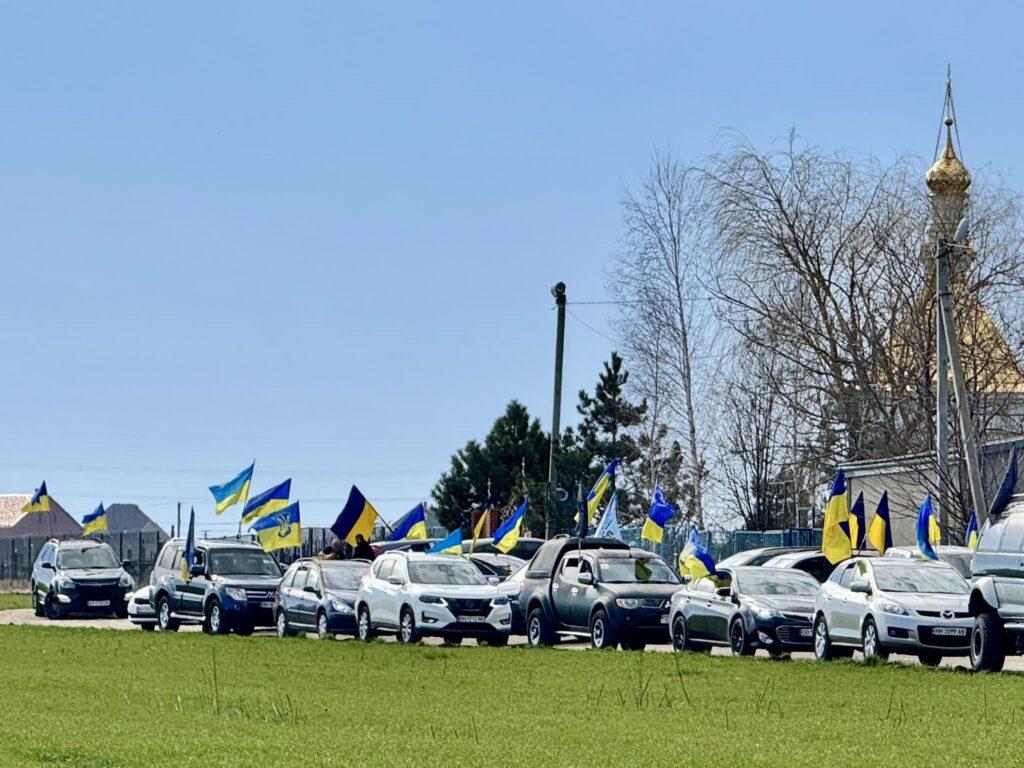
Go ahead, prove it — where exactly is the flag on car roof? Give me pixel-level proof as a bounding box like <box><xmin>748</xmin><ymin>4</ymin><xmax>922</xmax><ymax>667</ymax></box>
<box><xmin>493</xmin><ymin>500</ymin><xmax>527</xmax><ymax>554</ymax></box>
<box><xmin>678</xmin><ymin>523</ymin><xmax>716</xmax><ymax>580</ymax></box>
<box><xmin>594</xmin><ymin>491</ymin><xmax>621</xmax><ymax>540</ymax></box>
<box><xmin>821</xmin><ymin>470</ymin><xmax>852</xmax><ymax>564</ymax></box>
<box><xmin>209</xmin><ymin>461</ymin><xmax>254</xmax><ymax>515</ymax></box>
<box><xmin>965</xmin><ymin>512</ymin><xmax>980</xmax><ymax>551</ymax></box>
<box><xmin>182</xmin><ymin>507</ymin><xmax>196</xmax><ymax>580</ymax></box>
<box><xmin>241</xmin><ymin>479</ymin><xmax>291</xmax><ymax>524</ymax></box>
<box><xmin>81</xmin><ymin>503</ymin><xmax>108</xmax><ymax>536</ymax></box>
<box><xmin>849</xmin><ymin>492</ymin><xmax>867</xmax><ymax>550</ymax></box>
<box><xmin>426</xmin><ymin>528</ymin><xmax>462</xmax><ymax>555</ymax></box>
<box><xmin>641</xmin><ymin>487</ymin><xmax>676</xmax><ymax>544</ymax></box>
<box><xmin>251</xmin><ymin>501</ymin><xmax>302</xmax><ymax>553</ymax></box>
<box><xmin>389</xmin><ymin>503</ymin><xmax>427</xmax><ymax>541</ymax></box>
<box><xmin>21</xmin><ymin>481</ymin><xmax>50</xmax><ymax>514</ymax></box>
<box><xmin>332</xmin><ymin>485</ymin><xmax>379</xmax><ymax>546</ymax></box>
<box><xmin>987</xmin><ymin>446</ymin><xmax>1018</xmax><ymax>521</ymax></box>
<box><xmin>867</xmin><ymin>491</ymin><xmax>892</xmax><ymax>555</ymax></box>
<box><xmin>916</xmin><ymin>494</ymin><xmax>940</xmax><ymax>560</ymax></box>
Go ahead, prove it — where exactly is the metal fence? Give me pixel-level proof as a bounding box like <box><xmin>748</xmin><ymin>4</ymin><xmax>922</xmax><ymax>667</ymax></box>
<box><xmin>620</xmin><ymin>525</ymin><xmax>822</xmax><ymax>568</ymax></box>
<box><xmin>0</xmin><ymin>531</ymin><xmax>169</xmax><ymax>586</ymax></box>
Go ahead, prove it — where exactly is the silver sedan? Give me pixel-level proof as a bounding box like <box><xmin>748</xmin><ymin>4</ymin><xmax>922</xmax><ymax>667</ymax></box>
<box><xmin>813</xmin><ymin>557</ymin><xmax>972</xmax><ymax>666</ymax></box>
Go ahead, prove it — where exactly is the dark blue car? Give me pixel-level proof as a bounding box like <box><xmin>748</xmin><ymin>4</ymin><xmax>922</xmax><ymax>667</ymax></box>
<box><xmin>275</xmin><ymin>558</ymin><xmax>371</xmax><ymax>639</ymax></box>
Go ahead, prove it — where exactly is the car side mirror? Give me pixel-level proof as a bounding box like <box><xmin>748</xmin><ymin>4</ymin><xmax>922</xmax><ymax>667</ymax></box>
<box><xmin>303</xmin><ymin>585</ymin><xmax>319</xmax><ymax>595</ymax></box>
<box><xmin>578</xmin><ymin>572</ymin><xmax>595</xmax><ymax>586</ymax></box>
<box><xmin>487</xmin><ymin>576</ymin><xmax>500</xmax><ymax>586</ymax></box>
<box><xmin>387</xmin><ymin>575</ymin><xmax>404</xmax><ymax>586</ymax></box>
<box><xmin>715</xmin><ymin>587</ymin><xmax>731</xmax><ymax>599</ymax></box>
<box><xmin>189</xmin><ymin>564</ymin><xmax>205</xmax><ymax>578</ymax></box>
<box><xmin>850</xmin><ymin>579</ymin><xmax>872</xmax><ymax>594</ymax></box>
<box><xmin>41</xmin><ymin>562</ymin><xmax>55</xmax><ymax>570</ymax></box>
<box><xmin>122</xmin><ymin>560</ymin><xmax>131</xmax><ymax>570</ymax></box>
<box><xmin>680</xmin><ymin>574</ymin><xmax>692</xmax><ymax>584</ymax></box>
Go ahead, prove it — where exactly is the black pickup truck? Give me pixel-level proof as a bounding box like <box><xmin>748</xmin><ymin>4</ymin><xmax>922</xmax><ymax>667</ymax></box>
<box><xmin>518</xmin><ymin>537</ymin><xmax>681</xmax><ymax>650</ymax></box>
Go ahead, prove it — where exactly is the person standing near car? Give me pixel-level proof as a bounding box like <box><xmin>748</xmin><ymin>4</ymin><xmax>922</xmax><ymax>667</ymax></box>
<box><xmin>352</xmin><ymin>534</ymin><xmax>376</xmax><ymax>561</ymax></box>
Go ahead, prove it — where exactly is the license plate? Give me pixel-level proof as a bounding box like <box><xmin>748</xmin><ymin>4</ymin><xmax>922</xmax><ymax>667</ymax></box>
<box><xmin>660</xmin><ymin>614</ymin><xmax>669</xmax><ymax>624</ymax></box>
<box><xmin>932</xmin><ymin>626</ymin><xmax>967</xmax><ymax>636</ymax></box>
<box><xmin>459</xmin><ymin>615</ymin><xmax>486</xmax><ymax>623</ymax></box>
<box><xmin>87</xmin><ymin>600</ymin><xmax>110</xmax><ymax>607</ymax></box>
<box><xmin>800</xmin><ymin>627</ymin><xmax>813</xmax><ymax>637</ymax></box>
<box><xmin>260</xmin><ymin>601</ymin><xmax>274</xmax><ymax>609</ymax></box>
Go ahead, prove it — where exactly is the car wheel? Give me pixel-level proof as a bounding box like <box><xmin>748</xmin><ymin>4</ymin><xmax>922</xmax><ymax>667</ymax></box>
<box><xmin>729</xmin><ymin>618</ymin><xmax>755</xmax><ymax>656</ymax></box>
<box><xmin>205</xmin><ymin>599</ymin><xmax>230</xmax><ymax>635</ymax></box>
<box><xmin>317</xmin><ymin>611</ymin><xmax>333</xmax><ymax>641</ymax></box>
<box><xmin>357</xmin><ymin>606</ymin><xmax>374</xmax><ymax>643</ymax></box>
<box><xmin>276</xmin><ymin>610</ymin><xmax>292</xmax><ymax>638</ymax></box>
<box><xmin>526</xmin><ymin>606</ymin><xmax>554</xmax><ymax>647</ymax></box>
<box><xmin>971</xmin><ymin>612</ymin><xmax>1006</xmax><ymax>672</ymax></box>
<box><xmin>399</xmin><ymin>607</ymin><xmax>420</xmax><ymax>644</ymax></box>
<box><xmin>813</xmin><ymin>614</ymin><xmax>835</xmax><ymax>661</ymax></box>
<box><xmin>589</xmin><ymin>608</ymin><xmax>619</xmax><ymax>650</ymax></box>
<box><xmin>156</xmin><ymin>596</ymin><xmax>179</xmax><ymax>632</ymax></box>
<box><xmin>31</xmin><ymin>584</ymin><xmax>44</xmax><ymax>617</ymax></box>
<box><xmin>861</xmin><ymin>617</ymin><xmax>889</xmax><ymax>661</ymax></box>
<box><xmin>671</xmin><ymin>614</ymin><xmax>689</xmax><ymax>652</ymax></box>
<box><xmin>918</xmin><ymin>652</ymin><xmax>943</xmax><ymax>667</ymax></box>
<box><xmin>43</xmin><ymin>591</ymin><xmax>64</xmax><ymax>621</ymax></box>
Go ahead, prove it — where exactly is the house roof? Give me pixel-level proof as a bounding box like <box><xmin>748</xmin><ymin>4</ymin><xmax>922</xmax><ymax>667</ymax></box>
<box><xmin>0</xmin><ymin>496</ymin><xmax>83</xmax><ymax>538</ymax></box>
<box><xmin>0</xmin><ymin>495</ymin><xmax>31</xmax><ymax>527</ymax></box>
<box><xmin>103</xmin><ymin>504</ymin><xmax>169</xmax><ymax>538</ymax></box>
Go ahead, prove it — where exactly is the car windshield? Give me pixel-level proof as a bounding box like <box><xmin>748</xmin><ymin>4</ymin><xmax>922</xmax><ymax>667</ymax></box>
<box><xmin>873</xmin><ymin>564</ymin><xmax>968</xmax><ymax>594</ymax></box>
<box><xmin>598</xmin><ymin>556</ymin><xmax>679</xmax><ymax>584</ymax></box>
<box><xmin>322</xmin><ymin>566</ymin><xmax>365</xmax><ymax>590</ymax></box>
<box><xmin>408</xmin><ymin>560</ymin><xmax>486</xmax><ymax>585</ymax></box>
<box><xmin>737</xmin><ymin>570</ymin><xmax>819</xmax><ymax>596</ymax></box>
<box><xmin>208</xmin><ymin>549</ymin><xmax>281</xmax><ymax>577</ymax></box>
<box><xmin>938</xmin><ymin>553</ymin><xmax>973</xmax><ymax>579</ymax></box>
<box><xmin>56</xmin><ymin>545</ymin><xmax>119</xmax><ymax>570</ymax></box>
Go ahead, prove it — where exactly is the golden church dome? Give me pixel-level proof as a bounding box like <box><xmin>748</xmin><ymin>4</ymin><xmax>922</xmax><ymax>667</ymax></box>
<box><xmin>926</xmin><ymin>117</ymin><xmax>971</xmax><ymax>196</ymax></box>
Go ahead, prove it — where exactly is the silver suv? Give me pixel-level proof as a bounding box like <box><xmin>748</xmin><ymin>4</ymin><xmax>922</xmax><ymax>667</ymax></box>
<box><xmin>968</xmin><ymin>503</ymin><xmax>1024</xmax><ymax>671</ymax></box>
<box><xmin>813</xmin><ymin>557</ymin><xmax>971</xmax><ymax>666</ymax></box>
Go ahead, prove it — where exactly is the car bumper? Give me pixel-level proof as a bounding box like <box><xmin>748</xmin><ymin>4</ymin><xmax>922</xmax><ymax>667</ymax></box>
<box><xmin>875</xmin><ymin>613</ymin><xmax>972</xmax><ymax>652</ymax></box>
<box><xmin>127</xmin><ymin>598</ymin><xmax>156</xmax><ymax>623</ymax></box>
<box><xmin>417</xmin><ymin>604</ymin><xmax>512</xmax><ymax>637</ymax></box>
<box><xmin>55</xmin><ymin>586</ymin><xmax>130</xmax><ymax>614</ymax></box>
<box><xmin>221</xmin><ymin>596</ymin><xmax>276</xmax><ymax>627</ymax></box>
<box><xmin>324</xmin><ymin>610</ymin><xmax>358</xmax><ymax>634</ymax></box>
<box><xmin>752</xmin><ymin>616</ymin><xmax>815</xmax><ymax>650</ymax></box>
<box><xmin>609</xmin><ymin>606</ymin><xmax>671</xmax><ymax>640</ymax></box>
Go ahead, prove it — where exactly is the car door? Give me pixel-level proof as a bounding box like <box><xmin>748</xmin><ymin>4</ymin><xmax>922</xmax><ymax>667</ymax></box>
<box><xmin>552</xmin><ymin>555</ymin><xmax>580</xmax><ymax>627</ymax></box>
<box><xmin>34</xmin><ymin>544</ymin><xmax>54</xmax><ymax>598</ymax></box>
<box><xmin>843</xmin><ymin>560</ymin><xmax>872</xmax><ymax>634</ymax></box>
<box><xmin>179</xmin><ymin>548</ymin><xmax>208</xmax><ymax>616</ymax></box>
<box><xmin>705</xmin><ymin>580</ymin><xmax>735</xmax><ymax>642</ymax></box>
<box><xmin>380</xmin><ymin>558</ymin><xmax>406</xmax><ymax>627</ymax></box>
<box><xmin>285</xmin><ymin>566</ymin><xmax>309</xmax><ymax>626</ymax></box>
<box><xmin>300</xmin><ymin>566</ymin><xmax>322</xmax><ymax>626</ymax></box>
<box><xmin>570</xmin><ymin>556</ymin><xmax>600</xmax><ymax>628</ymax></box>
<box><xmin>684</xmin><ymin>579</ymin><xmax>716</xmax><ymax>640</ymax></box>
<box><xmin>278</xmin><ymin>566</ymin><xmax>298</xmax><ymax>623</ymax></box>
<box><xmin>991</xmin><ymin>513</ymin><xmax>1024</xmax><ymax>619</ymax></box>
<box><xmin>828</xmin><ymin>562</ymin><xmax>858</xmax><ymax>640</ymax></box>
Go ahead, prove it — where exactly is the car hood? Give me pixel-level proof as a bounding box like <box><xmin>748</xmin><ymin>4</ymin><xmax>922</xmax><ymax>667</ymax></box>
<box><xmin>409</xmin><ymin>584</ymin><xmax>500</xmax><ymax>599</ymax></box>
<box><xmin>600</xmin><ymin>583</ymin><xmax>682</xmax><ymax>600</ymax></box>
<box><xmin>64</xmin><ymin>568</ymin><xmax>124</xmax><ymax>582</ymax></box>
<box><xmin>875</xmin><ymin>592</ymin><xmax>969</xmax><ymax>612</ymax></box>
<box><xmin>747</xmin><ymin>595</ymin><xmax>816</xmax><ymax>614</ymax></box>
<box><xmin>210</xmin><ymin>575</ymin><xmax>281</xmax><ymax>590</ymax></box>
<box><xmin>324</xmin><ymin>588</ymin><xmax>358</xmax><ymax>604</ymax></box>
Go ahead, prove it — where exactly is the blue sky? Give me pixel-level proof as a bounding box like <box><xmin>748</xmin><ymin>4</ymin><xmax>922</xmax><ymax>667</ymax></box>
<box><xmin>2</xmin><ymin>2</ymin><xmax>1023</xmax><ymax>534</ymax></box>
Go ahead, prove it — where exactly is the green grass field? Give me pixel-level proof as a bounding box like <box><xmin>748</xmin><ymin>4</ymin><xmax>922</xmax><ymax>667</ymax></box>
<box><xmin>0</xmin><ymin>625</ymin><xmax>1018</xmax><ymax>768</ymax></box>
<box><xmin>0</xmin><ymin>593</ymin><xmax>29</xmax><ymax>611</ymax></box>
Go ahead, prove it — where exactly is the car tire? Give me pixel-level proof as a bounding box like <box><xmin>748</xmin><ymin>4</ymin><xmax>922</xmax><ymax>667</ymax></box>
<box><xmin>671</xmin><ymin>614</ymin><xmax>689</xmax><ymax>652</ymax></box>
<box><xmin>31</xmin><ymin>584</ymin><xmax>44</xmax><ymax>617</ymax></box>
<box><xmin>205</xmin><ymin>599</ymin><xmax>230</xmax><ymax>635</ymax></box>
<box><xmin>156</xmin><ymin>595</ymin><xmax>179</xmax><ymax>632</ymax></box>
<box><xmin>357</xmin><ymin>605</ymin><xmax>374</xmax><ymax>643</ymax></box>
<box><xmin>317</xmin><ymin>611</ymin><xmax>333</xmax><ymax>641</ymax></box>
<box><xmin>43</xmin><ymin>591</ymin><xmax>64</xmax><ymax>621</ymax></box>
<box><xmin>917</xmin><ymin>652</ymin><xmax>943</xmax><ymax>667</ymax></box>
<box><xmin>526</xmin><ymin>606</ymin><xmax>554</xmax><ymax>648</ymax></box>
<box><xmin>399</xmin><ymin>607</ymin><xmax>421</xmax><ymax>644</ymax></box>
<box><xmin>813</xmin><ymin>614</ymin><xmax>836</xmax><ymax>661</ymax></box>
<box><xmin>276</xmin><ymin>610</ymin><xmax>296</xmax><ymax>638</ymax></box>
<box><xmin>861</xmin><ymin>617</ymin><xmax>889</xmax><ymax>661</ymax></box>
<box><xmin>971</xmin><ymin>611</ymin><xmax>1006</xmax><ymax>673</ymax></box>
<box><xmin>589</xmin><ymin>608</ymin><xmax>619</xmax><ymax>650</ymax></box>
<box><xmin>729</xmin><ymin>617</ymin><xmax>755</xmax><ymax>656</ymax></box>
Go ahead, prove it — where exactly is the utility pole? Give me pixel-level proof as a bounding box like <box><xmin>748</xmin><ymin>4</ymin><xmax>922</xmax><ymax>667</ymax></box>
<box><xmin>546</xmin><ymin>282</ymin><xmax>567</xmax><ymax>537</ymax></box>
<box><xmin>176</xmin><ymin>502</ymin><xmax>182</xmax><ymax>540</ymax></box>
<box><xmin>935</xmin><ymin>252</ymin><xmax>951</xmax><ymax>542</ymax></box>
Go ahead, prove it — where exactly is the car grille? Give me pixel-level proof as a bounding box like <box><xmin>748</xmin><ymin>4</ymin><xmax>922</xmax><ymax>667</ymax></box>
<box><xmin>75</xmin><ymin>582</ymin><xmax>121</xmax><ymax>601</ymax></box>
<box><xmin>776</xmin><ymin>623</ymin><xmax>813</xmax><ymax>645</ymax></box>
<box><xmin>781</xmin><ymin>612</ymin><xmax>812</xmax><ymax>621</ymax></box>
<box><xmin>244</xmin><ymin>589</ymin><xmax>275</xmax><ymax>601</ymax></box>
<box><xmin>447</xmin><ymin>598</ymin><xmax>490</xmax><ymax>616</ymax></box>
<box><xmin>641</xmin><ymin>598</ymin><xmax>668</xmax><ymax>609</ymax></box>
<box><xmin>917</xmin><ymin>610</ymin><xmax>970</xmax><ymax>619</ymax></box>
<box><xmin>919</xmin><ymin>625</ymin><xmax>970</xmax><ymax>648</ymax></box>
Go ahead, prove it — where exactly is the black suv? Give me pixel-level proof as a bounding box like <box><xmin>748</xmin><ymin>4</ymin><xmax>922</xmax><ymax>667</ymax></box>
<box><xmin>31</xmin><ymin>539</ymin><xmax>134</xmax><ymax>619</ymax></box>
<box><xmin>150</xmin><ymin>538</ymin><xmax>282</xmax><ymax>635</ymax></box>
<box><xmin>968</xmin><ymin>503</ymin><xmax>1024</xmax><ymax>671</ymax></box>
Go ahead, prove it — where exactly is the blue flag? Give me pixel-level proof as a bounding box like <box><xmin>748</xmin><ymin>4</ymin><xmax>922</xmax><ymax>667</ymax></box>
<box><xmin>916</xmin><ymin>495</ymin><xmax>940</xmax><ymax>560</ymax></box>
<box><xmin>426</xmin><ymin>528</ymin><xmax>462</xmax><ymax>555</ymax></box>
<box><xmin>988</xmin><ymin>447</ymin><xmax>1018</xmax><ymax>520</ymax></box>
<box><xmin>182</xmin><ymin>507</ymin><xmax>196</xmax><ymax>578</ymax></box>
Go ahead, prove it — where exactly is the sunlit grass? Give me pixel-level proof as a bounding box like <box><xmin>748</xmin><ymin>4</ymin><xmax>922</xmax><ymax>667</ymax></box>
<box><xmin>0</xmin><ymin>593</ymin><xmax>29</xmax><ymax>612</ymax></box>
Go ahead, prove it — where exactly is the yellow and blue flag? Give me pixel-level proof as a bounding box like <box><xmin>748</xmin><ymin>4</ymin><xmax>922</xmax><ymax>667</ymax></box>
<box><xmin>182</xmin><ymin>507</ymin><xmax>196</xmax><ymax>579</ymax></box>
<box><xmin>987</xmin><ymin>446</ymin><xmax>1018</xmax><ymax>521</ymax></box>
<box><xmin>641</xmin><ymin>487</ymin><xmax>676</xmax><ymax>544</ymax></box>
<box><xmin>22</xmin><ymin>482</ymin><xmax>50</xmax><ymax>514</ymax></box>
<box><xmin>821</xmin><ymin>470</ymin><xmax>852</xmax><ymax>564</ymax></box>
<box><xmin>575</xmin><ymin>459</ymin><xmax>619</xmax><ymax>523</ymax></box>
<box><xmin>867</xmin><ymin>491</ymin><xmax>892</xmax><ymax>555</ymax></box>
<box><xmin>678</xmin><ymin>524</ymin><xmax>716</xmax><ymax>580</ymax></box>
<box><xmin>209</xmin><ymin>462</ymin><xmax>254</xmax><ymax>515</ymax></box>
<box><xmin>493</xmin><ymin>500</ymin><xmax>527</xmax><ymax>554</ymax></box>
<box><xmin>916</xmin><ymin>494</ymin><xmax>941</xmax><ymax>560</ymax></box>
<box><xmin>251</xmin><ymin>501</ymin><xmax>301</xmax><ymax>553</ymax></box>
<box><xmin>332</xmin><ymin>485</ymin><xmax>379</xmax><ymax>546</ymax></box>
<box><xmin>470</xmin><ymin>495</ymin><xmax>495</xmax><ymax>553</ymax></box>
<box><xmin>965</xmin><ymin>512</ymin><xmax>979</xmax><ymax>550</ymax></box>
<box><xmin>82</xmin><ymin>503</ymin><xmax>108</xmax><ymax>536</ymax></box>
<box><xmin>426</xmin><ymin>528</ymin><xmax>462</xmax><ymax>554</ymax></box>
<box><xmin>389</xmin><ymin>503</ymin><xmax>427</xmax><ymax>541</ymax></box>
<box><xmin>241</xmin><ymin>479</ymin><xmax>291</xmax><ymax>524</ymax></box>
<box><xmin>849</xmin><ymin>492</ymin><xmax>866</xmax><ymax>550</ymax></box>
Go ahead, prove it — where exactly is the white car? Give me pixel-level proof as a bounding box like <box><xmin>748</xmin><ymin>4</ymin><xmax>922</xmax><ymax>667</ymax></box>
<box><xmin>126</xmin><ymin>586</ymin><xmax>157</xmax><ymax>630</ymax></box>
<box><xmin>355</xmin><ymin>551</ymin><xmax>512</xmax><ymax>646</ymax></box>
<box><xmin>813</xmin><ymin>557</ymin><xmax>972</xmax><ymax>666</ymax></box>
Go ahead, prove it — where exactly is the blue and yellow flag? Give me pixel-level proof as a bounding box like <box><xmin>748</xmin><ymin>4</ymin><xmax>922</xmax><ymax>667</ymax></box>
<box><xmin>241</xmin><ymin>479</ymin><xmax>291</xmax><ymax>524</ymax></box>
<box><xmin>821</xmin><ymin>470</ymin><xmax>852</xmax><ymax>564</ymax></box>
<box><xmin>182</xmin><ymin>507</ymin><xmax>196</xmax><ymax>579</ymax></box>
<box><xmin>209</xmin><ymin>462</ymin><xmax>254</xmax><ymax>515</ymax></box>
<box><xmin>470</xmin><ymin>496</ymin><xmax>494</xmax><ymax>553</ymax></box>
<box><xmin>965</xmin><ymin>512</ymin><xmax>979</xmax><ymax>550</ymax></box>
<box><xmin>82</xmin><ymin>503</ymin><xmax>108</xmax><ymax>536</ymax></box>
<box><xmin>22</xmin><ymin>482</ymin><xmax>50</xmax><ymax>514</ymax></box>
<box><xmin>332</xmin><ymin>485</ymin><xmax>379</xmax><ymax>546</ymax></box>
<box><xmin>389</xmin><ymin>503</ymin><xmax>427</xmax><ymax>541</ymax></box>
<box><xmin>678</xmin><ymin>524</ymin><xmax>716</xmax><ymax>580</ymax></box>
<box><xmin>575</xmin><ymin>459</ymin><xmax>619</xmax><ymax>523</ymax></box>
<box><xmin>916</xmin><ymin>494</ymin><xmax>941</xmax><ymax>560</ymax></box>
<box><xmin>641</xmin><ymin>487</ymin><xmax>676</xmax><ymax>544</ymax></box>
<box><xmin>987</xmin><ymin>447</ymin><xmax>1018</xmax><ymax>520</ymax></box>
<box><xmin>426</xmin><ymin>528</ymin><xmax>462</xmax><ymax>554</ymax></box>
<box><xmin>251</xmin><ymin>501</ymin><xmax>301</xmax><ymax>553</ymax></box>
<box><xmin>849</xmin><ymin>492</ymin><xmax>866</xmax><ymax>550</ymax></box>
<box><xmin>493</xmin><ymin>500</ymin><xmax>527</xmax><ymax>554</ymax></box>
<box><xmin>867</xmin><ymin>491</ymin><xmax>892</xmax><ymax>555</ymax></box>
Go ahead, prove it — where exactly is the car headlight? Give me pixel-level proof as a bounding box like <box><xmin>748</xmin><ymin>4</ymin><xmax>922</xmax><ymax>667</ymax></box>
<box><xmin>330</xmin><ymin>599</ymin><xmax>354</xmax><ymax>614</ymax></box>
<box><xmin>616</xmin><ymin>598</ymin><xmax>641</xmax><ymax>609</ymax></box>
<box><xmin>490</xmin><ymin>597</ymin><xmax>510</xmax><ymax>607</ymax></box>
<box><xmin>877</xmin><ymin>601</ymin><xmax>909</xmax><ymax>616</ymax></box>
<box><xmin>419</xmin><ymin>595</ymin><xmax>447</xmax><ymax>606</ymax></box>
<box><xmin>751</xmin><ymin>605</ymin><xmax>781</xmax><ymax>620</ymax></box>
<box><xmin>119</xmin><ymin>573</ymin><xmax>134</xmax><ymax>589</ymax></box>
<box><xmin>225</xmin><ymin>587</ymin><xmax>248</xmax><ymax>602</ymax></box>
<box><xmin>54</xmin><ymin>575</ymin><xmax>74</xmax><ymax>590</ymax></box>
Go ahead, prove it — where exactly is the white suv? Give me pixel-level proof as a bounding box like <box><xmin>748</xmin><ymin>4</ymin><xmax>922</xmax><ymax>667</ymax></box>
<box><xmin>355</xmin><ymin>551</ymin><xmax>512</xmax><ymax>646</ymax></box>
